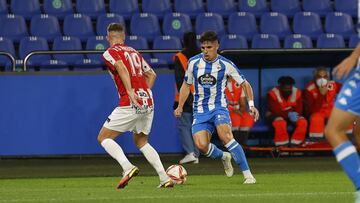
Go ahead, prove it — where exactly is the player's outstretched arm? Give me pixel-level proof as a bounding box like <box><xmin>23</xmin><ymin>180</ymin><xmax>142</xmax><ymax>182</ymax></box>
<box><xmin>174</xmin><ymin>82</ymin><xmax>191</xmax><ymax>118</ymax></box>
<box><xmin>241</xmin><ymin>81</ymin><xmax>259</xmax><ymax>121</ymax></box>
<box><xmin>333</xmin><ymin>43</ymin><xmax>360</xmax><ymax>80</ymax></box>
<box><xmin>144</xmin><ymin>68</ymin><xmax>157</xmax><ymax>89</ymax></box>
<box><xmin>114</xmin><ymin>60</ymin><xmax>141</xmax><ymax>108</ymax></box>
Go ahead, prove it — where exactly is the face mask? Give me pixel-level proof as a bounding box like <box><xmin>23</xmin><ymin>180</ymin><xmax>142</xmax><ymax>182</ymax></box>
<box><xmin>316</xmin><ymin>78</ymin><xmax>328</xmax><ymax>87</ymax></box>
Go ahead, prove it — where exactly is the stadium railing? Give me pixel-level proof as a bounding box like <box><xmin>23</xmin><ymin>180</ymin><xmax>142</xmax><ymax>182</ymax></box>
<box><xmin>23</xmin><ymin>49</ymin><xmax>181</xmax><ymax>71</ymax></box>
<box><xmin>0</xmin><ymin>51</ymin><xmax>16</xmax><ymax>71</ymax></box>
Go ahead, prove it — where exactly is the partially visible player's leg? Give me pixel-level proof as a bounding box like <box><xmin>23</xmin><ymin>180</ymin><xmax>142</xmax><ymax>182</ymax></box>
<box><xmin>99</xmin><ymin>107</ymin><xmax>140</xmax><ymax>189</ymax></box>
<box><xmin>134</xmin><ymin>111</ymin><xmax>173</xmax><ymax>188</ymax></box>
<box><xmin>214</xmin><ymin>109</ymin><xmax>255</xmax><ymax>183</ymax></box>
<box><xmin>217</xmin><ymin>123</ymin><xmax>256</xmax><ymax>184</ymax></box>
<box><xmin>97</xmin><ymin>127</ymin><xmax>138</xmax><ymax>189</ymax></box>
<box><xmin>325</xmin><ymin>107</ymin><xmax>360</xmax><ymax>190</ymax></box>
<box><xmin>133</xmin><ymin>132</ymin><xmax>172</xmax><ymax>187</ymax></box>
<box><xmin>193</xmin><ymin>128</ymin><xmax>234</xmax><ymax>177</ymax></box>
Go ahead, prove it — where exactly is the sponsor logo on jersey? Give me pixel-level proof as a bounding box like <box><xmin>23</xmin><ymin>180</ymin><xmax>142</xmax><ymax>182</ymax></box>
<box><xmin>198</xmin><ymin>73</ymin><xmax>217</xmax><ymax>88</ymax></box>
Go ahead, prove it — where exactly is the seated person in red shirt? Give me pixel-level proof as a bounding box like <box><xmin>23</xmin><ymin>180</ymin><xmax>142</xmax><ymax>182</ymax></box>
<box><xmin>304</xmin><ymin>67</ymin><xmax>343</xmax><ymax>138</ymax></box>
<box><xmin>265</xmin><ymin>76</ymin><xmax>308</xmax><ymax>146</ymax></box>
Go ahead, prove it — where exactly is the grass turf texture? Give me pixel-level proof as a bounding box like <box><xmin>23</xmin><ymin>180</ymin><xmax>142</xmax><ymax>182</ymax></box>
<box><xmin>0</xmin><ymin>156</ymin><xmax>355</xmax><ymax>203</ymax></box>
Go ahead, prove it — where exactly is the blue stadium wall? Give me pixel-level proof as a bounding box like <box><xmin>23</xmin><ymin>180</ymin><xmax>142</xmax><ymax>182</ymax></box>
<box><xmin>0</xmin><ymin>71</ymin><xmax>183</xmax><ymax>156</ymax></box>
<box><xmin>0</xmin><ymin>68</ymin><xmax>320</xmax><ymax>156</ymax></box>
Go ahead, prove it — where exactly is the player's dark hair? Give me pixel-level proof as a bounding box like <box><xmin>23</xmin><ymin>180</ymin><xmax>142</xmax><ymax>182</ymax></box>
<box><xmin>107</xmin><ymin>23</ymin><xmax>125</xmax><ymax>33</ymax></box>
<box><xmin>199</xmin><ymin>31</ymin><xmax>219</xmax><ymax>43</ymax></box>
<box><xmin>277</xmin><ymin>76</ymin><xmax>295</xmax><ymax>86</ymax></box>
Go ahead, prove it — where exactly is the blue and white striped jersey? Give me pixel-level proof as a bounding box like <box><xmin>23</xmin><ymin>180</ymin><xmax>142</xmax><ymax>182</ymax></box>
<box><xmin>184</xmin><ymin>53</ymin><xmax>246</xmax><ymax>115</ymax></box>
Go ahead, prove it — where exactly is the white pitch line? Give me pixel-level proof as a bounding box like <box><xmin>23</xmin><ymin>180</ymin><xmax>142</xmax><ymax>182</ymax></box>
<box><xmin>0</xmin><ymin>191</ymin><xmax>354</xmax><ymax>202</ymax></box>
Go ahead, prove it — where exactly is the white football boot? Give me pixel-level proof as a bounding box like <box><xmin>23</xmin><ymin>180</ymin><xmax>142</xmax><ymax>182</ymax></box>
<box><xmin>221</xmin><ymin>152</ymin><xmax>234</xmax><ymax>177</ymax></box>
<box><xmin>179</xmin><ymin>153</ymin><xmax>199</xmax><ymax>164</ymax></box>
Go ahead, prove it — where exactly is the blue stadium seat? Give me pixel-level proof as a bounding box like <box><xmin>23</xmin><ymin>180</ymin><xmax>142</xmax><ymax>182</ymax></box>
<box><xmin>220</xmin><ymin>34</ymin><xmax>248</xmax><ymax>50</ymax></box>
<box><xmin>76</xmin><ymin>0</ymin><xmax>106</xmax><ymax>19</ymax></box>
<box><xmin>270</xmin><ymin>0</ymin><xmax>301</xmax><ymax>18</ymax></box>
<box><xmin>284</xmin><ymin>34</ymin><xmax>313</xmax><ymax>48</ymax></box>
<box><xmin>206</xmin><ymin>0</ymin><xmax>236</xmax><ymax>17</ymax></box>
<box><xmin>11</xmin><ymin>0</ymin><xmax>41</xmax><ymax>20</ymax></box>
<box><xmin>0</xmin><ymin>37</ymin><xmax>15</xmax><ymax>70</ymax></box>
<box><xmin>162</xmin><ymin>13</ymin><xmax>192</xmax><ymax>38</ymax></box>
<box><xmin>30</xmin><ymin>14</ymin><xmax>61</xmax><ymax>42</ymax></box>
<box><xmin>317</xmin><ymin>34</ymin><xmax>345</xmax><ymax>48</ymax></box>
<box><xmin>125</xmin><ymin>35</ymin><xmax>151</xmax><ymax>60</ymax></box>
<box><xmin>0</xmin><ymin>0</ymin><xmax>7</xmax><ymax>15</ymax></box>
<box><xmin>130</xmin><ymin>13</ymin><xmax>161</xmax><ymax>42</ymax></box>
<box><xmin>195</xmin><ymin>13</ymin><xmax>225</xmax><ymax>36</ymax></box>
<box><xmin>43</xmin><ymin>0</ymin><xmax>73</xmax><ymax>20</ymax></box>
<box><xmin>325</xmin><ymin>12</ymin><xmax>355</xmax><ymax>40</ymax></box>
<box><xmin>228</xmin><ymin>12</ymin><xmax>258</xmax><ymax>41</ymax></box>
<box><xmin>0</xmin><ymin>14</ymin><xmax>28</xmax><ymax>43</ymax></box>
<box><xmin>19</xmin><ymin>36</ymin><xmax>51</xmax><ymax>69</ymax></box>
<box><xmin>152</xmin><ymin>35</ymin><xmax>182</xmax><ymax>65</ymax></box>
<box><xmin>251</xmin><ymin>34</ymin><xmax>281</xmax><ymax>48</ymax></box>
<box><xmin>293</xmin><ymin>12</ymin><xmax>323</xmax><ymax>40</ymax></box>
<box><xmin>174</xmin><ymin>0</ymin><xmax>204</xmax><ymax>19</ymax></box>
<box><xmin>52</xmin><ymin>35</ymin><xmax>101</xmax><ymax>70</ymax></box>
<box><xmin>238</xmin><ymin>0</ymin><xmax>269</xmax><ymax>18</ymax></box>
<box><xmin>85</xmin><ymin>36</ymin><xmax>109</xmax><ymax>64</ymax></box>
<box><xmin>109</xmin><ymin>0</ymin><xmax>139</xmax><ymax>20</ymax></box>
<box><xmin>96</xmin><ymin>13</ymin><xmax>125</xmax><ymax>36</ymax></box>
<box><xmin>334</xmin><ymin>0</ymin><xmax>357</xmax><ymax>17</ymax></box>
<box><xmin>52</xmin><ymin>36</ymin><xmax>84</xmax><ymax>65</ymax></box>
<box><xmin>142</xmin><ymin>0</ymin><xmax>172</xmax><ymax>19</ymax></box>
<box><xmin>63</xmin><ymin>14</ymin><xmax>95</xmax><ymax>42</ymax></box>
<box><xmin>302</xmin><ymin>0</ymin><xmax>333</xmax><ymax>17</ymax></box>
<box><xmin>349</xmin><ymin>34</ymin><xmax>360</xmax><ymax>48</ymax></box>
<box><xmin>260</xmin><ymin>12</ymin><xmax>291</xmax><ymax>40</ymax></box>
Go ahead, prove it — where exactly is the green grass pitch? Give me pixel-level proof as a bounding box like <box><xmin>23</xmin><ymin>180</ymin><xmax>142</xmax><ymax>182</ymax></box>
<box><xmin>0</xmin><ymin>156</ymin><xmax>355</xmax><ymax>203</ymax></box>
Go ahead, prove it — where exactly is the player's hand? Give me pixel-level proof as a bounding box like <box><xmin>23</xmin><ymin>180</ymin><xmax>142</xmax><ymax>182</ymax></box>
<box><xmin>333</xmin><ymin>56</ymin><xmax>356</xmax><ymax>80</ymax></box>
<box><xmin>174</xmin><ymin>107</ymin><xmax>183</xmax><ymax>118</ymax></box>
<box><xmin>249</xmin><ymin>106</ymin><xmax>259</xmax><ymax>121</ymax></box>
<box><xmin>128</xmin><ymin>89</ymin><xmax>141</xmax><ymax>109</ymax></box>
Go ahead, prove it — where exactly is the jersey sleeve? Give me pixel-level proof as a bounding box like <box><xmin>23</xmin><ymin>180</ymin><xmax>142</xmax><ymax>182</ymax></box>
<box><xmin>103</xmin><ymin>48</ymin><xmax>122</xmax><ymax>65</ymax></box>
<box><xmin>226</xmin><ymin>60</ymin><xmax>246</xmax><ymax>85</ymax></box>
<box><xmin>184</xmin><ymin>59</ymin><xmax>194</xmax><ymax>85</ymax></box>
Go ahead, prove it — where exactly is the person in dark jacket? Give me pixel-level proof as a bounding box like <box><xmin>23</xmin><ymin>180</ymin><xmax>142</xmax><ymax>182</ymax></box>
<box><xmin>173</xmin><ymin>32</ymin><xmax>200</xmax><ymax>164</ymax></box>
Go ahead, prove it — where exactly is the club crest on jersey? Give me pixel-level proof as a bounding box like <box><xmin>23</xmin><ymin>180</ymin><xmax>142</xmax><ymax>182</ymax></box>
<box><xmin>198</xmin><ymin>73</ymin><xmax>217</xmax><ymax>88</ymax></box>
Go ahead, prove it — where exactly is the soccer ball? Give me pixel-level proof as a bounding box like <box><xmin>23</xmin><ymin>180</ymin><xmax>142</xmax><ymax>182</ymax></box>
<box><xmin>166</xmin><ymin>164</ymin><xmax>187</xmax><ymax>184</ymax></box>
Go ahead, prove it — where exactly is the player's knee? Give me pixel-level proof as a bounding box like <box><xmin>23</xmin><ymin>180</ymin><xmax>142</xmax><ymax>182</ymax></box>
<box><xmin>195</xmin><ymin>142</ymin><xmax>209</xmax><ymax>154</ymax></box>
<box><xmin>134</xmin><ymin>134</ymin><xmax>148</xmax><ymax>149</ymax></box>
<box><xmin>219</xmin><ymin>132</ymin><xmax>233</xmax><ymax>144</ymax></box>
<box><xmin>324</xmin><ymin>125</ymin><xmax>335</xmax><ymax>139</ymax></box>
<box><xmin>97</xmin><ymin>133</ymin><xmax>106</xmax><ymax>143</ymax></box>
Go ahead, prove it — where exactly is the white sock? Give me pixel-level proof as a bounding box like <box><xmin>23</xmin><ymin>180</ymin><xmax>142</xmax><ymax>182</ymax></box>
<box><xmin>242</xmin><ymin>169</ymin><xmax>254</xmax><ymax>179</ymax></box>
<box><xmin>101</xmin><ymin>138</ymin><xmax>133</xmax><ymax>172</ymax></box>
<box><xmin>140</xmin><ymin>143</ymin><xmax>169</xmax><ymax>182</ymax></box>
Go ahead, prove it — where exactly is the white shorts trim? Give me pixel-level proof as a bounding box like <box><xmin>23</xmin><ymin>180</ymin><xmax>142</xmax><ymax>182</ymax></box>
<box><xmin>103</xmin><ymin>106</ymin><xmax>154</xmax><ymax>135</ymax></box>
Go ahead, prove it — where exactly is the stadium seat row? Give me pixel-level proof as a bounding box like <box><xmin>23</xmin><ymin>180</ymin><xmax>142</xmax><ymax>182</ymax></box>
<box><xmin>0</xmin><ymin>11</ymin><xmax>357</xmax><ymax>44</ymax></box>
<box><xmin>1</xmin><ymin>33</ymin><xmax>359</xmax><ymax>71</ymax></box>
<box><xmin>0</xmin><ymin>0</ymin><xmax>357</xmax><ymax>20</ymax></box>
